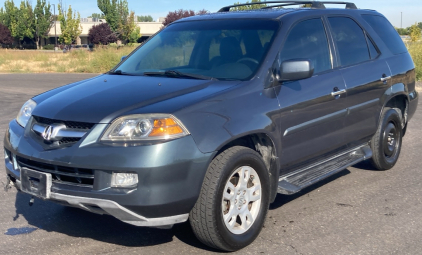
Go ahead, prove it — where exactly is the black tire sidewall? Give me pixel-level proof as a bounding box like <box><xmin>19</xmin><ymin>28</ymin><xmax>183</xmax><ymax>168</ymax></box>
<box><xmin>374</xmin><ymin>108</ymin><xmax>403</xmax><ymax>169</ymax></box>
<box><xmin>214</xmin><ymin>149</ymin><xmax>270</xmax><ymax>251</ymax></box>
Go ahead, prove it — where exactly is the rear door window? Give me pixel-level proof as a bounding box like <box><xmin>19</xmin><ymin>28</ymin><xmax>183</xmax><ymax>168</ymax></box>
<box><xmin>280</xmin><ymin>18</ymin><xmax>331</xmax><ymax>74</ymax></box>
<box><xmin>328</xmin><ymin>17</ymin><xmax>370</xmax><ymax>67</ymax></box>
<box><xmin>362</xmin><ymin>15</ymin><xmax>408</xmax><ymax>55</ymax></box>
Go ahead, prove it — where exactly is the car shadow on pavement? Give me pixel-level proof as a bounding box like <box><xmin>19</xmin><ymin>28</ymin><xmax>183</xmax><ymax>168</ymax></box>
<box><xmin>270</xmin><ymin>169</ymin><xmax>351</xmax><ymax>210</ymax></box>
<box><xmin>350</xmin><ymin>160</ymin><xmax>378</xmax><ymax>171</ymax></box>
<box><xmin>12</xmin><ymin>192</ymin><xmax>217</xmax><ymax>251</ymax></box>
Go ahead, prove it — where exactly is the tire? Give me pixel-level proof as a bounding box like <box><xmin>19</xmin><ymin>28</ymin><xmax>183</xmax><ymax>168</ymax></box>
<box><xmin>189</xmin><ymin>146</ymin><xmax>270</xmax><ymax>251</ymax></box>
<box><xmin>370</xmin><ymin>107</ymin><xmax>403</xmax><ymax>170</ymax></box>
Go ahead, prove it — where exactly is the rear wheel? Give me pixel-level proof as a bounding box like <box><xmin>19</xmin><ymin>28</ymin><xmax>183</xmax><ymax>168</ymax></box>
<box><xmin>370</xmin><ymin>107</ymin><xmax>403</xmax><ymax>170</ymax></box>
<box><xmin>189</xmin><ymin>146</ymin><xmax>270</xmax><ymax>251</ymax></box>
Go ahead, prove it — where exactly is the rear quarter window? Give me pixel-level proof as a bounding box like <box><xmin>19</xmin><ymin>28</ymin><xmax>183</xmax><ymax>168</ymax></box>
<box><xmin>362</xmin><ymin>14</ymin><xmax>408</xmax><ymax>55</ymax></box>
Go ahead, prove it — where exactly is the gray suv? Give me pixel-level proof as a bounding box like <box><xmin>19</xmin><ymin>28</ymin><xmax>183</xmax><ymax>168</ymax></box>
<box><xmin>3</xmin><ymin>1</ymin><xmax>419</xmax><ymax>251</ymax></box>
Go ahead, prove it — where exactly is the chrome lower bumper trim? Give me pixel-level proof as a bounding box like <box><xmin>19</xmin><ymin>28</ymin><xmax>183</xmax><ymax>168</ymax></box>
<box><xmin>15</xmin><ymin>180</ymin><xmax>189</xmax><ymax>227</ymax></box>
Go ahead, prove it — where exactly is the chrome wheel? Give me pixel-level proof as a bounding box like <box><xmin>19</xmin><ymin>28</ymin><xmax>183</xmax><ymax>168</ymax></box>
<box><xmin>222</xmin><ymin>166</ymin><xmax>262</xmax><ymax>235</ymax></box>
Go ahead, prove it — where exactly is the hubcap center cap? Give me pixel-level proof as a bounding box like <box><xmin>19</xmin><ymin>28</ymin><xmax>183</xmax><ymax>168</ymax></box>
<box><xmin>238</xmin><ymin>195</ymin><xmax>246</xmax><ymax>207</ymax></box>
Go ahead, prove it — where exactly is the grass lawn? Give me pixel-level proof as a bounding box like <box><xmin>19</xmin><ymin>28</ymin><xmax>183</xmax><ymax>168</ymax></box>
<box><xmin>0</xmin><ymin>46</ymin><xmax>137</xmax><ymax>74</ymax></box>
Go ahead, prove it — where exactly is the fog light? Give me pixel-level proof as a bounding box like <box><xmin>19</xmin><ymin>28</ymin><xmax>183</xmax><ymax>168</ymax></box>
<box><xmin>111</xmin><ymin>173</ymin><xmax>138</xmax><ymax>188</ymax></box>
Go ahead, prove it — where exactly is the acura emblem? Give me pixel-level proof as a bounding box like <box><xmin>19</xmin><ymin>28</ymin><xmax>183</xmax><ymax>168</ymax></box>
<box><xmin>41</xmin><ymin>123</ymin><xmax>66</xmax><ymax>141</ymax></box>
<box><xmin>42</xmin><ymin>126</ymin><xmax>54</xmax><ymax>141</ymax></box>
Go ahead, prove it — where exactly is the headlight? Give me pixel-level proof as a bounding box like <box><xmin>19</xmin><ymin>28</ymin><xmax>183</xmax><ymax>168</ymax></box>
<box><xmin>16</xmin><ymin>99</ymin><xmax>37</xmax><ymax>128</ymax></box>
<box><xmin>101</xmin><ymin>114</ymin><xmax>189</xmax><ymax>141</ymax></box>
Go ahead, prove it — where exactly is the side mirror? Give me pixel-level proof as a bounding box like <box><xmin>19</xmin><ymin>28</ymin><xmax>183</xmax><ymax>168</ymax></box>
<box><xmin>279</xmin><ymin>59</ymin><xmax>314</xmax><ymax>82</ymax></box>
<box><xmin>121</xmin><ymin>56</ymin><xmax>127</xmax><ymax>62</ymax></box>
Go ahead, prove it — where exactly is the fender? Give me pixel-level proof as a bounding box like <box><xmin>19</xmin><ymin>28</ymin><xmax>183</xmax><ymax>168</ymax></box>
<box><xmin>377</xmin><ymin>82</ymin><xmax>409</xmax><ymax>127</ymax></box>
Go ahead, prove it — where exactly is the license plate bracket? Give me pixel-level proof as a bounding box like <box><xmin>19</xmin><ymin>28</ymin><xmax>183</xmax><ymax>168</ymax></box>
<box><xmin>21</xmin><ymin>169</ymin><xmax>52</xmax><ymax>199</ymax></box>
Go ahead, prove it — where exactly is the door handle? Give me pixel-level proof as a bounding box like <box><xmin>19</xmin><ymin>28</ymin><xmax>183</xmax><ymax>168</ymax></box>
<box><xmin>331</xmin><ymin>89</ymin><xmax>346</xmax><ymax>97</ymax></box>
<box><xmin>380</xmin><ymin>76</ymin><xmax>392</xmax><ymax>82</ymax></box>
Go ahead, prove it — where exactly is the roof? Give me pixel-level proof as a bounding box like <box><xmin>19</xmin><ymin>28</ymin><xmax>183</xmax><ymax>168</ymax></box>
<box><xmin>179</xmin><ymin>8</ymin><xmax>299</xmax><ymax>22</ymax></box>
<box><xmin>177</xmin><ymin>7</ymin><xmax>378</xmax><ymax>23</ymax></box>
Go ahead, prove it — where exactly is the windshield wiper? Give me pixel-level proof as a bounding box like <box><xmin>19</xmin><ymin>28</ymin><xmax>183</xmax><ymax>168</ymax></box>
<box><xmin>108</xmin><ymin>70</ymin><xmax>137</xmax><ymax>76</ymax></box>
<box><xmin>143</xmin><ymin>70</ymin><xmax>216</xmax><ymax>80</ymax></box>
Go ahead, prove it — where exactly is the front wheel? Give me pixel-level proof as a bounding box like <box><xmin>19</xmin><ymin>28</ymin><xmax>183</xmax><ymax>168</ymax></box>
<box><xmin>370</xmin><ymin>107</ymin><xmax>403</xmax><ymax>170</ymax></box>
<box><xmin>189</xmin><ymin>146</ymin><xmax>270</xmax><ymax>251</ymax></box>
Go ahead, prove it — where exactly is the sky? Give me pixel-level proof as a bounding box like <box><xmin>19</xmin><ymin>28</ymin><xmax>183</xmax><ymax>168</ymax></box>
<box><xmin>0</xmin><ymin>0</ymin><xmax>421</xmax><ymax>28</ymax></box>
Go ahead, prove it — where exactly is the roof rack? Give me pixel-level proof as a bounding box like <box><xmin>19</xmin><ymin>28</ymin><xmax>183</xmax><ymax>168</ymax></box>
<box><xmin>218</xmin><ymin>1</ymin><xmax>357</xmax><ymax>12</ymax></box>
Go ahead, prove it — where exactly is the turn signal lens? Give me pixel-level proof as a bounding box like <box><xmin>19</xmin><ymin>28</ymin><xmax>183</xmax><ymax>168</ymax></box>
<box><xmin>149</xmin><ymin>118</ymin><xmax>184</xmax><ymax>137</ymax></box>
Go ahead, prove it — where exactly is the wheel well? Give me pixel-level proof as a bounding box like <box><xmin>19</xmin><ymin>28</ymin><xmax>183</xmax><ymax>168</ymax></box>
<box><xmin>217</xmin><ymin>134</ymin><xmax>276</xmax><ymax>171</ymax></box>
<box><xmin>385</xmin><ymin>95</ymin><xmax>408</xmax><ymax>123</ymax></box>
<box><xmin>216</xmin><ymin>133</ymin><xmax>279</xmax><ymax>203</ymax></box>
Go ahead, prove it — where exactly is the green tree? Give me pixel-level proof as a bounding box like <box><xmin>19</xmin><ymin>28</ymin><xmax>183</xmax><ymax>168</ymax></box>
<box><xmin>58</xmin><ymin>4</ymin><xmax>82</xmax><ymax>45</ymax></box>
<box><xmin>396</xmin><ymin>27</ymin><xmax>409</xmax><ymax>36</ymax></box>
<box><xmin>97</xmin><ymin>0</ymin><xmax>119</xmax><ymax>31</ymax></box>
<box><xmin>0</xmin><ymin>7</ymin><xmax>5</xmax><ymax>25</ymax></box>
<box><xmin>137</xmin><ymin>15</ymin><xmax>153</xmax><ymax>22</ymax></box>
<box><xmin>15</xmin><ymin>1</ymin><xmax>35</xmax><ymax>45</ymax></box>
<box><xmin>116</xmin><ymin>0</ymin><xmax>128</xmax><ymax>38</ymax></box>
<box><xmin>120</xmin><ymin>11</ymin><xmax>140</xmax><ymax>43</ymax></box>
<box><xmin>34</xmin><ymin>0</ymin><xmax>52</xmax><ymax>49</ymax></box>
<box><xmin>232</xmin><ymin>0</ymin><xmax>266</xmax><ymax>11</ymax></box>
<box><xmin>418</xmin><ymin>22</ymin><xmax>422</xmax><ymax>31</ymax></box>
<box><xmin>2</xmin><ymin>0</ymin><xmax>18</xmax><ymax>39</ymax></box>
<box><xmin>88</xmin><ymin>13</ymin><xmax>105</xmax><ymax>19</ymax></box>
<box><xmin>409</xmin><ymin>23</ymin><xmax>421</xmax><ymax>42</ymax></box>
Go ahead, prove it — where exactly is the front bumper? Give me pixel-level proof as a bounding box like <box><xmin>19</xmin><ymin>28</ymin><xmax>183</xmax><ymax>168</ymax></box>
<box><xmin>4</xmin><ymin>119</ymin><xmax>214</xmax><ymax>227</ymax></box>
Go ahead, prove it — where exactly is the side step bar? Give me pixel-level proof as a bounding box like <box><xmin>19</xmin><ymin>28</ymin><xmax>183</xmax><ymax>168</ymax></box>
<box><xmin>277</xmin><ymin>144</ymin><xmax>372</xmax><ymax>195</ymax></box>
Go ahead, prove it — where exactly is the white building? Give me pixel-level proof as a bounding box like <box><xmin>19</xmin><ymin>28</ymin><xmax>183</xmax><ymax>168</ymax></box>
<box><xmin>46</xmin><ymin>18</ymin><xmax>163</xmax><ymax>45</ymax></box>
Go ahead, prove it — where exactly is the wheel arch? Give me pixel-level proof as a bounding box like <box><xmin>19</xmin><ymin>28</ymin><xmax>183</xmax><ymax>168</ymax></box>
<box><xmin>213</xmin><ymin>132</ymin><xmax>280</xmax><ymax>203</ymax></box>
<box><xmin>378</xmin><ymin>83</ymin><xmax>409</xmax><ymax>130</ymax></box>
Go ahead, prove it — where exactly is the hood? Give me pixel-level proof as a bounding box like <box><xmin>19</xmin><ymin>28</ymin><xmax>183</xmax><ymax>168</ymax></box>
<box><xmin>32</xmin><ymin>74</ymin><xmax>236</xmax><ymax>123</ymax></box>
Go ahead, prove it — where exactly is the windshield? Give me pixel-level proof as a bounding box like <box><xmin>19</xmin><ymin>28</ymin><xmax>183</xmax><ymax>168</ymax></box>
<box><xmin>115</xmin><ymin>19</ymin><xmax>279</xmax><ymax>80</ymax></box>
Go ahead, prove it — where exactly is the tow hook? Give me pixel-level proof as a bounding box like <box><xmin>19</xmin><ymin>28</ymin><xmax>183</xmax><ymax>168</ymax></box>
<box><xmin>4</xmin><ymin>176</ymin><xmax>14</xmax><ymax>192</ymax></box>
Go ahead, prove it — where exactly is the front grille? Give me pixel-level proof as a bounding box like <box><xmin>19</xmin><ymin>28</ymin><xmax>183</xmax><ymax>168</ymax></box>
<box><xmin>58</xmin><ymin>137</ymin><xmax>81</xmax><ymax>145</ymax></box>
<box><xmin>17</xmin><ymin>156</ymin><xmax>94</xmax><ymax>187</ymax></box>
<box><xmin>33</xmin><ymin>116</ymin><xmax>95</xmax><ymax>130</ymax></box>
<box><xmin>32</xmin><ymin>116</ymin><xmax>96</xmax><ymax>147</ymax></box>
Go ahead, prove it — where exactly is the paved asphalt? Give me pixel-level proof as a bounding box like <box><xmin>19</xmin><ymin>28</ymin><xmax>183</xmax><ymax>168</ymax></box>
<box><xmin>0</xmin><ymin>74</ymin><xmax>421</xmax><ymax>255</ymax></box>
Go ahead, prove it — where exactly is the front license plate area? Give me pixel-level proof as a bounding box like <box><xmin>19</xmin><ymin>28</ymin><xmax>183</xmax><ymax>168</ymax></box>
<box><xmin>21</xmin><ymin>169</ymin><xmax>52</xmax><ymax>199</ymax></box>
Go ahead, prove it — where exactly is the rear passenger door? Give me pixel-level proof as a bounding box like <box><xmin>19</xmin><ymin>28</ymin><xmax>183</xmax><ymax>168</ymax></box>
<box><xmin>327</xmin><ymin>16</ymin><xmax>391</xmax><ymax>147</ymax></box>
<box><xmin>275</xmin><ymin>18</ymin><xmax>348</xmax><ymax>171</ymax></box>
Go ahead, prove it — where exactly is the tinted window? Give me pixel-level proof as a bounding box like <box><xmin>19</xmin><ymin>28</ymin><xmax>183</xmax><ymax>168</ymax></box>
<box><xmin>362</xmin><ymin>15</ymin><xmax>408</xmax><ymax>55</ymax></box>
<box><xmin>367</xmin><ymin>35</ymin><xmax>379</xmax><ymax>59</ymax></box>
<box><xmin>280</xmin><ymin>18</ymin><xmax>331</xmax><ymax>74</ymax></box>
<box><xmin>329</xmin><ymin>17</ymin><xmax>370</xmax><ymax>66</ymax></box>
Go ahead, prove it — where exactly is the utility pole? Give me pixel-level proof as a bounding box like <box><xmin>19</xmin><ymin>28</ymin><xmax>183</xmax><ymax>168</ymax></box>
<box><xmin>401</xmin><ymin>12</ymin><xmax>403</xmax><ymax>28</ymax></box>
<box><xmin>52</xmin><ymin>4</ymin><xmax>57</xmax><ymax>51</ymax></box>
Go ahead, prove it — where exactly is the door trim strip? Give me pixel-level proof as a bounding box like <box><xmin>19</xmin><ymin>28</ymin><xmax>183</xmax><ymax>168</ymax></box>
<box><xmin>283</xmin><ymin>98</ymin><xmax>380</xmax><ymax>137</ymax></box>
<box><xmin>348</xmin><ymin>98</ymin><xmax>379</xmax><ymax>114</ymax></box>
<box><xmin>283</xmin><ymin>109</ymin><xmax>347</xmax><ymax>137</ymax></box>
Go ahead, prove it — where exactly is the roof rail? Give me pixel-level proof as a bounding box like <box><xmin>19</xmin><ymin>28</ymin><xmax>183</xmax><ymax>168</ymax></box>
<box><xmin>218</xmin><ymin>1</ymin><xmax>357</xmax><ymax>12</ymax></box>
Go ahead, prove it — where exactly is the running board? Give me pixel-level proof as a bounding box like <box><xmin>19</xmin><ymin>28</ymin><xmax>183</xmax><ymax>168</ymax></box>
<box><xmin>277</xmin><ymin>145</ymin><xmax>372</xmax><ymax>195</ymax></box>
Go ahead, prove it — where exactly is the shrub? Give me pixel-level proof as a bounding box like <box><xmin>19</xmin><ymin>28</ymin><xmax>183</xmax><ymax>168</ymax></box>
<box><xmin>407</xmin><ymin>42</ymin><xmax>422</xmax><ymax>81</ymax></box>
<box><xmin>162</xmin><ymin>9</ymin><xmax>208</xmax><ymax>27</ymax></box>
<box><xmin>43</xmin><ymin>44</ymin><xmax>55</xmax><ymax>50</ymax></box>
<box><xmin>0</xmin><ymin>23</ymin><xmax>14</xmax><ymax>44</ymax></box>
<box><xmin>88</xmin><ymin>23</ymin><xmax>118</xmax><ymax>45</ymax></box>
